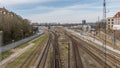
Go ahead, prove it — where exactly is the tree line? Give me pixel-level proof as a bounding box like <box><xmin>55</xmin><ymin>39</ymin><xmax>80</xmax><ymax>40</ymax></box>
<box><xmin>0</xmin><ymin>11</ymin><xmax>34</xmax><ymax>45</ymax></box>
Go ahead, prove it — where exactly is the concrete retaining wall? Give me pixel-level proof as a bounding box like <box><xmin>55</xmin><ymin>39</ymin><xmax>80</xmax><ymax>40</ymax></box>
<box><xmin>0</xmin><ymin>32</ymin><xmax>44</xmax><ymax>53</ymax></box>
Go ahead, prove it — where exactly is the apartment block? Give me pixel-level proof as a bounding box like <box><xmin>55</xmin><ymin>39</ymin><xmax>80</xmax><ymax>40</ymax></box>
<box><xmin>107</xmin><ymin>12</ymin><xmax>120</xmax><ymax>29</ymax></box>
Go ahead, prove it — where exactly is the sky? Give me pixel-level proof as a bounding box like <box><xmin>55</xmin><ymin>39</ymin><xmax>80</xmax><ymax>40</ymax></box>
<box><xmin>1</xmin><ymin>0</ymin><xmax>120</xmax><ymax>23</ymax></box>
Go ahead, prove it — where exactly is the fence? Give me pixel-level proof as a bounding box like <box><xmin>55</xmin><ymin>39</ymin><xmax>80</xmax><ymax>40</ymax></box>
<box><xmin>0</xmin><ymin>32</ymin><xmax>44</xmax><ymax>53</ymax></box>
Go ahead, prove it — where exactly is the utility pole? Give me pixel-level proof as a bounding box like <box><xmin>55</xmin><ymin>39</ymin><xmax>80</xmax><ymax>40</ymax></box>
<box><xmin>103</xmin><ymin>0</ymin><xmax>106</xmax><ymax>20</ymax></box>
<box><xmin>98</xmin><ymin>16</ymin><xmax>100</xmax><ymax>35</ymax></box>
<box><xmin>113</xmin><ymin>30</ymin><xmax>115</xmax><ymax>48</ymax></box>
<box><xmin>103</xmin><ymin>0</ymin><xmax>107</xmax><ymax>68</ymax></box>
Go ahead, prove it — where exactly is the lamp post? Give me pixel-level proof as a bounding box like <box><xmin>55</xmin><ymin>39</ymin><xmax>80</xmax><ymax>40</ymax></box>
<box><xmin>98</xmin><ymin>16</ymin><xmax>100</xmax><ymax>36</ymax></box>
<box><xmin>0</xmin><ymin>31</ymin><xmax>3</xmax><ymax>46</ymax></box>
<box><xmin>113</xmin><ymin>30</ymin><xmax>116</xmax><ymax>48</ymax></box>
<box><xmin>21</xmin><ymin>29</ymin><xmax>23</xmax><ymax>39</ymax></box>
<box><xmin>94</xmin><ymin>30</ymin><xmax>96</xmax><ymax>41</ymax></box>
<box><xmin>0</xmin><ymin>31</ymin><xmax>2</xmax><ymax>62</ymax></box>
<box><xmin>12</xmin><ymin>40</ymin><xmax>15</xmax><ymax>49</ymax></box>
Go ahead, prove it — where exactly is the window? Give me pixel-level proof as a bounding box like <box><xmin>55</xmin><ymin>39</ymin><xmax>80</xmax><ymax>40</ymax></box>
<box><xmin>112</xmin><ymin>19</ymin><xmax>114</xmax><ymax>21</ymax></box>
<box><xmin>111</xmin><ymin>25</ymin><xmax>113</xmax><ymax>27</ymax></box>
<box><xmin>112</xmin><ymin>22</ymin><xmax>114</xmax><ymax>24</ymax></box>
<box><xmin>108</xmin><ymin>22</ymin><xmax>110</xmax><ymax>24</ymax></box>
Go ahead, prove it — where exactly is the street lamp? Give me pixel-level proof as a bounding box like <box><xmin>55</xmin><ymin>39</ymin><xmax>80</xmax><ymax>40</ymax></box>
<box><xmin>21</xmin><ymin>29</ymin><xmax>23</xmax><ymax>39</ymax></box>
<box><xmin>97</xmin><ymin>16</ymin><xmax>100</xmax><ymax>36</ymax></box>
<box><xmin>0</xmin><ymin>31</ymin><xmax>3</xmax><ymax>46</ymax></box>
<box><xmin>0</xmin><ymin>31</ymin><xmax>2</xmax><ymax>62</ymax></box>
<box><xmin>12</xmin><ymin>40</ymin><xmax>15</xmax><ymax>49</ymax></box>
<box><xmin>93</xmin><ymin>29</ymin><xmax>96</xmax><ymax>41</ymax></box>
<box><xmin>112</xmin><ymin>30</ymin><xmax>116</xmax><ymax>49</ymax></box>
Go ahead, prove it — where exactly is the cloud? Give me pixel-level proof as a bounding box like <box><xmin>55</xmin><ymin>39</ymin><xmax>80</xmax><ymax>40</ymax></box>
<box><xmin>1</xmin><ymin>0</ymin><xmax>119</xmax><ymax>23</ymax></box>
<box><xmin>23</xmin><ymin>2</ymin><xmax>103</xmax><ymax>23</ymax></box>
<box><xmin>26</xmin><ymin>8</ymin><xmax>102</xmax><ymax>23</ymax></box>
<box><xmin>28</xmin><ymin>12</ymin><xmax>100</xmax><ymax>23</ymax></box>
<box><xmin>1</xmin><ymin>0</ymin><xmax>54</xmax><ymax>5</ymax></box>
<box><xmin>25</xmin><ymin>0</ymin><xmax>120</xmax><ymax>23</ymax></box>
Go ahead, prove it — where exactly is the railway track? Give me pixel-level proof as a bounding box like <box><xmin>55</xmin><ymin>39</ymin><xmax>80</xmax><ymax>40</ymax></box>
<box><xmin>52</xmin><ymin>31</ymin><xmax>62</xmax><ymax>68</ymax></box>
<box><xmin>65</xmin><ymin>32</ymin><xmax>111</xmax><ymax>68</ymax></box>
<box><xmin>68</xmin><ymin>42</ymin><xmax>70</xmax><ymax>68</ymax></box>
<box><xmin>71</xmin><ymin>38</ymin><xmax>83</xmax><ymax>68</ymax></box>
<box><xmin>77</xmin><ymin>34</ymin><xmax>120</xmax><ymax>67</ymax></box>
<box><xmin>66</xmin><ymin>33</ymin><xmax>83</xmax><ymax>68</ymax></box>
<box><xmin>9</xmin><ymin>28</ymin><xmax>120</xmax><ymax>68</ymax></box>
<box><xmin>19</xmin><ymin>35</ymin><xmax>49</xmax><ymax>68</ymax></box>
<box><xmin>83</xmin><ymin>39</ymin><xmax>120</xmax><ymax>67</ymax></box>
<box><xmin>89</xmin><ymin>34</ymin><xmax>120</xmax><ymax>58</ymax></box>
<box><xmin>19</xmin><ymin>30</ymin><xmax>62</xmax><ymax>68</ymax></box>
<box><xmin>71</xmin><ymin>33</ymin><xmax>120</xmax><ymax>68</ymax></box>
<box><xmin>36</xmin><ymin>34</ymin><xmax>52</xmax><ymax>68</ymax></box>
<box><xmin>57</xmin><ymin>28</ymin><xmax>120</xmax><ymax>68</ymax></box>
<box><xmin>92</xmin><ymin>33</ymin><xmax>120</xmax><ymax>50</ymax></box>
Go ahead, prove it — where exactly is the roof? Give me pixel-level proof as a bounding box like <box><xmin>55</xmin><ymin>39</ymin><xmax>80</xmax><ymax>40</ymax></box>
<box><xmin>0</xmin><ymin>7</ymin><xmax>8</xmax><ymax>12</ymax></box>
<box><xmin>114</xmin><ymin>11</ymin><xmax>120</xmax><ymax>18</ymax></box>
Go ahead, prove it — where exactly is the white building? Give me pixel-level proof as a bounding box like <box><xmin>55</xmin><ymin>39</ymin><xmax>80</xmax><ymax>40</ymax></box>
<box><xmin>107</xmin><ymin>12</ymin><xmax>120</xmax><ymax>29</ymax></box>
<box><xmin>107</xmin><ymin>17</ymin><xmax>114</xmax><ymax>29</ymax></box>
<box><xmin>82</xmin><ymin>24</ymin><xmax>91</xmax><ymax>32</ymax></box>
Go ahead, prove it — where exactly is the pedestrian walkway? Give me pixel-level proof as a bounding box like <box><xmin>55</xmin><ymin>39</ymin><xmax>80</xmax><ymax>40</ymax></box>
<box><xmin>0</xmin><ymin>43</ymin><xmax>34</xmax><ymax>66</ymax></box>
<box><xmin>0</xmin><ymin>36</ymin><xmax>41</xmax><ymax>66</ymax></box>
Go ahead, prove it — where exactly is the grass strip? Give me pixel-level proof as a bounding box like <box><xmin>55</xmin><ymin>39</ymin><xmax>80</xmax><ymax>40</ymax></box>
<box><xmin>0</xmin><ymin>51</ymin><xmax>13</xmax><ymax>60</ymax></box>
<box><xmin>5</xmin><ymin>33</ymin><xmax>48</xmax><ymax>68</ymax></box>
<box><xmin>0</xmin><ymin>33</ymin><xmax>45</xmax><ymax>61</ymax></box>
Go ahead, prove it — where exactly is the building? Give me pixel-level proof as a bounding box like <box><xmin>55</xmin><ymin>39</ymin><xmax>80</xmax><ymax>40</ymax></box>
<box><xmin>107</xmin><ymin>11</ymin><xmax>120</xmax><ymax>29</ymax></box>
<box><xmin>107</xmin><ymin>17</ymin><xmax>114</xmax><ymax>29</ymax></box>
<box><xmin>114</xmin><ymin>12</ymin><xmax>120</xmax><ymax>25</ymax></box>
<box><xmin>114</xmin><ymin>12</ymin><xmax>120</xmax><ymax>18</ymax></box>
<box><xmin>0</xmin><ymin>7</ymin><xmax>8</xmax><ymax>14</ymax></box>
<box><xmin>82</xmin><ymin>20</ymin><xmax>86</xmax><ymax>25</ymax></box>
<box><xmin>82</xmin><ymin>24</ymin><xmax>91</xmax><ymax>32</ymax></box>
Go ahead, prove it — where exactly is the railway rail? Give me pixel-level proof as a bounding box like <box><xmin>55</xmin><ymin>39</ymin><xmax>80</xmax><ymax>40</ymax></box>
<box><xmin>83</xmin><ymin>39</ymin><xmax>120</xmax><ymax>67</ymax></box>
<box><xmin>19</xmin><ymin>30</ymin><xmax>62</xmax><ymax>68</ymax></box>
<box><xmin>5</xmin><ymin>28</ymin><xmax>120</xmax><ymax>68</ymax></box>
<box><xmin>77</xmin><ymin>34</ymin><xmax>120</xmax><ymax>67</ymax></box>
<box><xmin>70</xmin><ymin>33</ymin><xmax>120</xmax><ymax>68</ymax></box>
<box><xmin>52</xmin><ymin>31</ymin><xmax>62</xmax><ymax>68</ymax></box>
<box><xmin>19</xmin><ymin>35</ymin><xmax>49</xmax><ymax>68</ymax></box>
<box><xmin>66</xmin><ymin>33</ymin><xmax>83</xmax><ymax>68</ymax></box>
<box><xmin>36</xmin><ymin>34</ymin><xmax>52</xmax><ymax>68</ymax></box>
